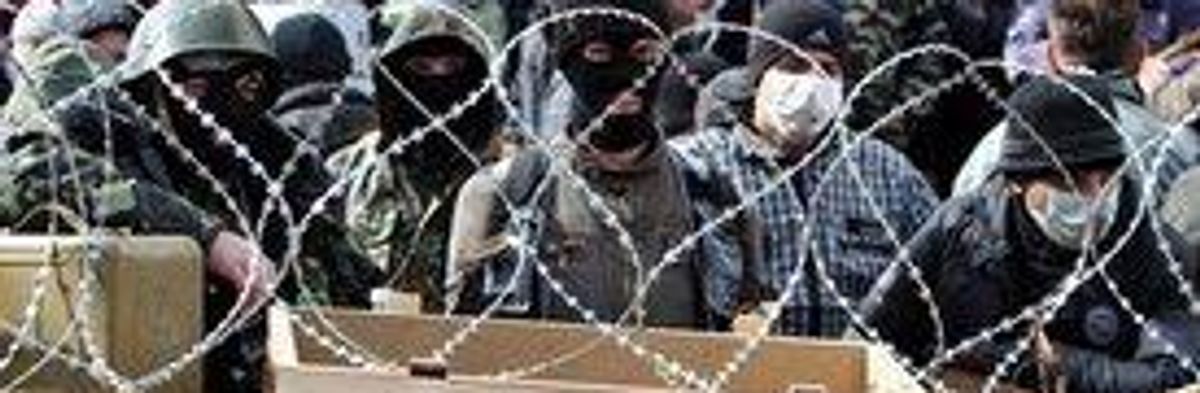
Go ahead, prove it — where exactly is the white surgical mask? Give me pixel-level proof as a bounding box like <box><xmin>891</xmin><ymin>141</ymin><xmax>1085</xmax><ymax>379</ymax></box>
<box><xmin>761</xmin><ymin>69</ymin><xmax>843</xmax><ymax>145</ymax></box>
<box><xmin>1027</xmin><ymin>182</ymin><xmax>1122</xmax><ymax>250</ymax></box>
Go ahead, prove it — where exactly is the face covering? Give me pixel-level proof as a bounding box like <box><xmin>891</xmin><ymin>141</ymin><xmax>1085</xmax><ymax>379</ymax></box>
<box><xmin>757</xmin><ymin>68</ymin><xmax>842</xmax><ymax>153</ymax></box>
<box><xmin>165</xmin><ymin>55</ymin><xmax>276</xmax><ymax>134</ymax></box>
<box><xmin>1027</xmin><ymin>182</ymin><xmax>1122</xmax><ymax>250</ymax></box>
<box><xmin>560</xmin><ymin>28</ymin><xmax>665</xmax><ymax>153</ymax></box>
<box><xmin>376</xmin><ymin>38</ymin><xmax>497</xmax><ymax>189</ymax></box>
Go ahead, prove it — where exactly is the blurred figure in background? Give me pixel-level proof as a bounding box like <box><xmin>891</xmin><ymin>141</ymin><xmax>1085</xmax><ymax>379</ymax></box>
<box><xmin>4</xmin><ymin>0</ymin><xmax>137</xmax><ymax>132</ymax></box>
<box><xmin>956</xmin><ymin>0</ymin><xmax>1193</xmax><ymax>204</ymax></box>
<box><xmin>839</xmin><ymin>0</ymin><xmax>1017</xmax><ymax>197</ymax></box>
<box><xmin>655</xmin><ymin>51</ymin><xmax>727</xmax><ymax>138</ymax></box>
<box><xmin>1141</xmin><ymin>27</ymin><xmax>1200</xmax><ymax>176</ymax></box>
<box><xmin>269</xmin><ymin>12</ymin><xmax>377</xmax><ymax>157</ymax></box>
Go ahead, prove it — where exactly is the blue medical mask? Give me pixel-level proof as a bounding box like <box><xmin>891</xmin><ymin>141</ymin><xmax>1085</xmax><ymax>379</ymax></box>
<box><xmin>1027</xmin><ymin>182</ymin><xmax>1122</xmax><ymax>250</ymax></box>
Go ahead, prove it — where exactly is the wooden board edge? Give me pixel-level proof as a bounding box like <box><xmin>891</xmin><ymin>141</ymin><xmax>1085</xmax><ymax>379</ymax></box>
<box><xmin>269</xmin><ymin>306</ymin><xmax>300</xmax><ymax>368</ymax></box>
<box><xmin>864</xmin><ymin>344</ymin><xmax>922</xmax><ymax>393</ymax></box>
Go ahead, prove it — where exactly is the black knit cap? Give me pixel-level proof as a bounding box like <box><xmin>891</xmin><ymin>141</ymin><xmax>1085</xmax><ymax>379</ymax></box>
<box><xmin>271</xmin><ymin>13</ymin><xmax>352</xmax><ymax>86</ymax></box>
<box><xmin>999</xmin><ymin>75</ymin><xmax>1127</xmax><ymax>176</ymax></box>
<box><xmin>543</xmin><ymin>0</ymin><xmax>670</xmax><ymax>64</ymax></box>
<box><xmin>655</xmin><ymin>52</ymin><xmax>729</xmax><ymax>137</ymax></box>
<box><xmin>747</xmin><ymin>0</ymin><xmax>845</xmax><ymax>86</ymax></box>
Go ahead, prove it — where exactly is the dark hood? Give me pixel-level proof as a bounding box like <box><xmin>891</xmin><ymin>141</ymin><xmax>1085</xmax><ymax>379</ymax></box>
<box><xmin>373</xmin><ymin>4</ymin><xmax>498</xmax><ymax>192</ymax></box>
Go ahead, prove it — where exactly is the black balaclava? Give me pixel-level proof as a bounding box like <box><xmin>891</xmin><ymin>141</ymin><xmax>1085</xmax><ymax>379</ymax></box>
<box><xmin>375</xmin><ymin>35</ymin><xmax>496</xmax><ymax>190</ymax></box>
<box><xmin>548</xmin><ymin>0</ymin><xmax>671</xmax><ymax>153</ymax></box>
<box><xmin>156</xmin><ymin>52</ymin><xmax>280</xmax><ymax>150</ymax></box>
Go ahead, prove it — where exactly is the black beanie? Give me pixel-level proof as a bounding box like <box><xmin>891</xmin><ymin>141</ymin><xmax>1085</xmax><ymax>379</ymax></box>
<box><xmin>747</xmin><ymin>0</ymin><xmax>845</xmax><ymax>86</ymax></box>
<box><xmin>271</xmin><ymin>13</ymin><xmax>352</xmax><ymax>86</ymax></box>
<box><xmin>999</xmin><ymin>75</ymin><xmax>1127</xmax><ymax>176</ymax></box>
<box><xmin>655</xmin><ymin>52</ymin><xmax>730</xmax><ymax>137</ymax></box>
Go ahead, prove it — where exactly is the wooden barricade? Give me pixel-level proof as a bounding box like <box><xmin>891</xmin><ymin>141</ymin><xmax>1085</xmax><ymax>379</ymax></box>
<box><xmin>269</xmin><ymin>307</ymin><xmax>922</xmax><ymax>393</ymax></box>
<box><xmin>0</xmin><ymin>236</ymin><xmax>204</xmax><ymax>393</ymax></box>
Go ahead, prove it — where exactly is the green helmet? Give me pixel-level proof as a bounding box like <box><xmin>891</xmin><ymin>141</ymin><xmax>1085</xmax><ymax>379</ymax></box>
<box><xmin>119</xmin><ymin>0</ymin><xmax>276</xmax><ymax>84</ymax></box>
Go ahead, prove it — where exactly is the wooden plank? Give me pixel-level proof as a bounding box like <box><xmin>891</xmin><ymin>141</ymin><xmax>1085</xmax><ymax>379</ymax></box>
<box><xmin>864</xmin><ymin>345</ymin><xmax>922</xmax><ymax>393</ymax></box>
<box><xmin>286</xmin><ymin>309</ymin><xmax>868</xmax><ymax>393</ymax></box>
<box><xmin>0</xmin><ymin>236</ymin><xmax>203</xmax><ymax>393</ymax></box>
<box><xmin>104</xmin><ymin>237</ymin><xmax>203</xmax><ymax>393</ymax></box>
<box><xmin>274</xmin><ymin>365</ymin><xmax>681</xmax><ymax>393</ymax></box>
<box><xmin>269</xmin><ymin>306</ymin><xmax>300</xmax><ymax>369</ymax></box>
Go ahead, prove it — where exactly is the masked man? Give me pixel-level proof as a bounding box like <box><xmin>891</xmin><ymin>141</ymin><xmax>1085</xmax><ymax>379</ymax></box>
<box><xmin>675</xmin><ymin>0</ymin><xmax>938</xmax><ymax>337</ymax></box>
<box><xmin>863</xmin><ymin>76</ymin><xmax>1200</xmax><ymax>391</ymax></box>
<box><xmin>3</xmin><ymin>1</ymin><xmax>383</xmax><ymax>390</ymax></box>
<box><xmin>327</xmin><ymin>3</ymin><xmax>502</xmax><ymax>312</ymax></box>
<box><xmin>447</xmin><ymin>0</ymin><xmax>765</xmax><ymax>330</ymax></box>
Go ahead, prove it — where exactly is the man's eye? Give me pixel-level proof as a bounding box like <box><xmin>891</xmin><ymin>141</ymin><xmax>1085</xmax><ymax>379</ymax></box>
<box><xmin>235</xmin><ymin>71</ymin><xmax>266</xmax><ymax>101</ymax></box>
<box><xmin>628</xmin><ymin>39</ymin><xmax>663</xmax><ymax>63</ymax></box>
<box><xmin>183</xmin><ymin>78</ymin><xmax>210</xmax><ymax>98</ymax></box>
<box><xmin>581</xmin><ymin>42</ymin><xmax>614</xmax><ymax>63</ymax></box>
<box><xmin>405</xmin><ymin>56</ymin><xmax>467</xmax><ymax>77</ymax></box>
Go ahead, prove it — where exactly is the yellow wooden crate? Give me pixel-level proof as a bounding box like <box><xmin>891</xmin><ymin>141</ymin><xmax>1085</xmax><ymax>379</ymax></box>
<box><xmin>0</xmin><ymin>235</ymin><xmax>203</xmax><ymax>393</ymax></box>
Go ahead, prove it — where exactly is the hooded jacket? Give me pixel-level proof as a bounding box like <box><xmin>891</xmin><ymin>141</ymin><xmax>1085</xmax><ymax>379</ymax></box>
<box><xmin>327</xmin><ymin>4</ymin><xmax>498</xmax><ymax>311</ymax></box>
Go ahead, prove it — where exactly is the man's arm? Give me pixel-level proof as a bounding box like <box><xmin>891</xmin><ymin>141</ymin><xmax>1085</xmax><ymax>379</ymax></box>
<box><xmin>1045</xmin><ymin>314</ymin><xmax>1199</xmax><ymax>393</ymax></box>
<box><xmin>859</xmin><ymin>204</ymin><xmax>955</xmax><ymax>366</ymax></box>
<box><xmin>445</xmin><ymin>163</ymin><xmax>506</xmax><ymax>311</ymax></box>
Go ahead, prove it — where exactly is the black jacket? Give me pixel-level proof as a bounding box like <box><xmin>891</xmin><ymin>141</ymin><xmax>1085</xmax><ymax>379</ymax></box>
<box><xmin>861</xmin><ymin>178</ymin><xmax>1200</xmax><ymax>392</ymax></box>
<box><xmin>54</xmin><ymin>87</ymin><xmax>383</xmax><ymax>308</ymax></box>
<box><xmin>270</xmin><ymin>82</ymin><xmax>376</xmax><ymax>158</ymax></box>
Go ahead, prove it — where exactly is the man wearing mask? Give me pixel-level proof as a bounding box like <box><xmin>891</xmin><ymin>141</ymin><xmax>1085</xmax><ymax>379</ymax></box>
<box><xmin>327</xmin><ymin>3</ymin><xmax>501</xmax><ymax>312</ymax></box>
<box><xmin>863</xmin><ymin>76</ymin><xmax>1199</xmax><ymax>391</ymax></box>
<box><xmin>674</xmin><ymin>0</ymin><xmax>938</xmax><ymax>337</ymax></box>
<box><xmin>956</xmin><ymin>0</ymin><xmax>1194</xmax><ymax>202</ymax></box>
<box><xmin>269</xmin><ymin>12</ymin><xmax>376</xmax><ymax>158</ymax></box>
<box><xmin>447</xmin><ymin>0</ymin><xmax>764</xmax><ymax>330</ymax></box>
<box><xmin>2</xmin><ymin>1</ymin><xmax>383</xmax><ymax>390</ymax></box>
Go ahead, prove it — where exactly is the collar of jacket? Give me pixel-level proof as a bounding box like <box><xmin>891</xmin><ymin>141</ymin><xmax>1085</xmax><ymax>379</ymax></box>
<box><xmin>270</xmin><ymin>82</ymin><xmax>360</xmax><ymax>114</ymax></box>
<box><xmin>965</xmin><ymin>175</ymin><xmax>1145</xmax><ymax>271</ymax></box>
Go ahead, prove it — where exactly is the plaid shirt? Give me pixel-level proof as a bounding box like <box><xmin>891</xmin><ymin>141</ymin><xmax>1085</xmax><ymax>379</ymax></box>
<box><xmin>672</xmin><ymin>125</ymin><xmax>938</xmax><ymax>336</ymax></box>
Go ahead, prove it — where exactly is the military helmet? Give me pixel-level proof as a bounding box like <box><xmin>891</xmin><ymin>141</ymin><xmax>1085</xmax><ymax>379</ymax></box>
<box><xmin>60</xmin><ymin>0</ymin><xmax>138</xmax><ymax>39</ymax></box>
<box><xmin>119</xmin><ymin>0</ymin><xmax>276</xmax><ymax>84</ymax></box>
